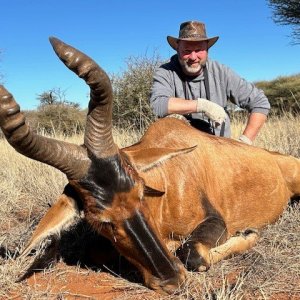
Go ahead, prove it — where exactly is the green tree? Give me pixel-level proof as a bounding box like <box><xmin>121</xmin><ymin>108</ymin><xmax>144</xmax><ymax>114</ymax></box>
<box><xmin>268</xmin><ymin>0</ymin><xmax>300</xmax><ymax>44</ymax></box>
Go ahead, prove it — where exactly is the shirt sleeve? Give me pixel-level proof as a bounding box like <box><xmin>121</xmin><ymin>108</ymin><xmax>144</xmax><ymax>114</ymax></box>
<box><xmin>149</xmin><ymin>67</ymin><xmax>174</xmax><ymax>117</ymax></box>
<box><xmin>224</xmin><ymin>65</ymin><xmax>270</xmax><ymax>115</ymax></box>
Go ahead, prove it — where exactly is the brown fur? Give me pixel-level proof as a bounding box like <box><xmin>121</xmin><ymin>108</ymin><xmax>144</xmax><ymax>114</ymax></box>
<box><xmin>1</xmin><ymin>37</ymin><xmax>299</xmax><ymax>295</ymax></box>
<box><xmin>18</xmin><ymin>193</ymin><xmax>80</xmax><ymax>259</ymax></box>
<box><xmin>17</xmin><ymin>116</ymin><xmax>300</xmax><ymax>294</ymax></box>
<box><xmin>70</xmin><ymin>116</ymin><xmax>298</xmax><ymax>293</ymax></box>
<box><xmin>127</xmin><ymin>118</ymin><xmax>296</xmax><ymax>238</ymax></box>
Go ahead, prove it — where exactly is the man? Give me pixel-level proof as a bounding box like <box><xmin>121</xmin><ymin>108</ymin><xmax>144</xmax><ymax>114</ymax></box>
<box><xmin>149</xmin><ymin>21</ymin><xmax>270</xmax><ymax>144</ymax></box>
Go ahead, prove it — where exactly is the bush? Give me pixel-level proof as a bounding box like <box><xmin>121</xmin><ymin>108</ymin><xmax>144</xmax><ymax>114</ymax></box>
<box><xmin>26</xmin><ymin>88</ymin><xmax>86</xmax><ymax>136</ymax></box>
<box><xmin>35</xmin><ymin>104</ymin><xmax>86</xmax><ymax>136</ymax></box>
<box><xmin>255</xmin><ymin>73</ymin><xmax>300</xmax><ymax>115</ymax></box>
<box><xmin>111</xmin><ymin>52</ymin><xmax>164</xmax><ymax>131</ymax></box>
<box><xmin>3</xmin><ymin>60</ymin><xmax>298</xmax><ymax>138</ymax></box>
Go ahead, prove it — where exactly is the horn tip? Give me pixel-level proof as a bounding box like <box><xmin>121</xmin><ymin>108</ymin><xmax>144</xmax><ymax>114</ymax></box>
<box><xmin>49</xmin><ymin>36</ymin><xmax>62</xmax><ymax>48</ymax></box>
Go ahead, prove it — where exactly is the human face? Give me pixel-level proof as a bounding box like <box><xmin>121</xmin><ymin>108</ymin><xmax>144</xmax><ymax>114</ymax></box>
<box><xmin>177</xmin><ymin>40</ymin><xmax>208</xmax><ymax>76</ymax></box>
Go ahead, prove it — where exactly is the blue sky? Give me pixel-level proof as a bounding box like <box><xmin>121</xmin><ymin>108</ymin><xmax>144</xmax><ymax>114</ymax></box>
<box><xmin>0</xmin><ymin>0</ymin><xmax>299</xmax><ymax>110</ymax></box>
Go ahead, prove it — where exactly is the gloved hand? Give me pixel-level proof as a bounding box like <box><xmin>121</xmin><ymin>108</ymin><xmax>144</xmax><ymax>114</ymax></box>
<box><xmin>196</xmin><ymin>98</ymin><xmax>226</xmax><ymax>125</ymax></box>
<box><xmin>238</xmin><ymin>134</ymin><xmax>253</xmax><ymax>145</ymax></box>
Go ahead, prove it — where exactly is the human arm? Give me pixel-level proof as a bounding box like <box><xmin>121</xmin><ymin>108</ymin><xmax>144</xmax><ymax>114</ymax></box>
<box><xmin>239</xmin><ymin>112</ymin><xmax>267</xmax><ymax>144</ymax></box>
<box><xmin>223</xmin><ymin>66</ymin><xmax>270</xmax><ymax>142</ymax></box>
<box><xmin>150</xmin><ymin>67</ymin><xmax>226</xmax><ymax>124</ymax></box>
<box><xmin>167</xmin><ymin>97</ymin><xmax>197</xmax><ymax>114</ymax></box>
<box><xmin>167</xmin><ymin>97</ymin><xmax>226</xmax><ymax>125</ymax></box>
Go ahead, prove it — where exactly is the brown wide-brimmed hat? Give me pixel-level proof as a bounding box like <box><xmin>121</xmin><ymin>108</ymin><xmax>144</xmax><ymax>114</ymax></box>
<box><xmin>167</xmin><ymin>21</ymin><xmax>219</xmax><ymax>50</ymax></box>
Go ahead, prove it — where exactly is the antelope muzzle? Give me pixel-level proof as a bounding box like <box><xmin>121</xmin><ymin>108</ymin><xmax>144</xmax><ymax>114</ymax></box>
<box><xmin>120</xmin><ymin>210</ymin><xmax>187</xmax><ymax>294</ymax></box>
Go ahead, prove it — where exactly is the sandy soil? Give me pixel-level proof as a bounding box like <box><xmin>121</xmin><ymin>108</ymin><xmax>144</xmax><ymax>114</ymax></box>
<box><xmin>8</xmin><ymin>262</ymin><xmax>160</xmax><ymax>300</ymax></box>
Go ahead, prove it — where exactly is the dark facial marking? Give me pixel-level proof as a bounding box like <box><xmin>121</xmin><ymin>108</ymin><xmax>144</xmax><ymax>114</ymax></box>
<box><xmin>124</xmin><ymin>210</ymin><xmax>178</xmax><ymax>280</ymax></box>
<box><xmin>63</xmin><ymin>183</ymin><xmax>84</xmax><ymax>210</ymax></box>
<box><xmin>79</xmin><ymin>154</ymin><xmax>134</xmax><ymax>208</ymax></box>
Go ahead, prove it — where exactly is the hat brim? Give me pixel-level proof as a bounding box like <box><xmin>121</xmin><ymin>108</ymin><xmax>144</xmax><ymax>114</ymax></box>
<box><xmin>167</xmin><ymin>35</ymin><xmax>219</xmax><ymax>51</ymax></box>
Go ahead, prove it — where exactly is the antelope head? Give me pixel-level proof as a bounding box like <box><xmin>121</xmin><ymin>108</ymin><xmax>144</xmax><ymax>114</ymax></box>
<box><xmin>0</xmin><ymin>37</ymin><xmax>188</xmax><ymax>294</ymax></box>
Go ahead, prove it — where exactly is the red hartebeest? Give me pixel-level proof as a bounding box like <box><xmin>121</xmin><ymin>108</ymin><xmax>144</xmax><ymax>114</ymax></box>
<box><xmin>0</xmin><ymin>37</ymin><xmax>299</xmax><ymax>295</ymax></box>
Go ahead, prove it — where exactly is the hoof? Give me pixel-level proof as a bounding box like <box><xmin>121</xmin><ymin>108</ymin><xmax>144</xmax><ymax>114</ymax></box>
<box><xmin>197</xmin><ymin>264</ymin><xmax>210</xmax><ymax>272</ymax></box>
<box><xmin>235</xmin><ymin>228</ymin><xmax>259</xmax><ymax>248</ymax></box>
<box><xmin>175</xmin><ymin>242</ymin><xmax>209</xmax><ymax>272</ymax></box>
<box><xmin>236</xmin><ymin>228</ymin><xmax>259</xmax><ymax>237</ymax></box>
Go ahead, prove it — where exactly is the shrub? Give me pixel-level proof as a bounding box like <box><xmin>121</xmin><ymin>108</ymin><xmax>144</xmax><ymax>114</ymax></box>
<box><xmin>110</xmin><ymin>52</ymin><xmax>164</xmax><ymax>131</ymax></box>
<box><xmin>33</xmin><ymin>88</ymin><xmax>86</xmax><ymax>136</ymax></box>
<box><xmin>35</xmin><ymin>103</ymin><xmax>85</xmax><ymax>136</ymax></box>
<box><xmin>255</xmin><ymin>73</ymin><xmax>300</xmax><ymax>115</ymax></box>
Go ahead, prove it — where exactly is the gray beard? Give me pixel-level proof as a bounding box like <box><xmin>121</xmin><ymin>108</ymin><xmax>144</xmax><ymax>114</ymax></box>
<box><xmin>178</xmin><ymin>57</ymin><xmax>207</xmax><ymax>76</ymax></box>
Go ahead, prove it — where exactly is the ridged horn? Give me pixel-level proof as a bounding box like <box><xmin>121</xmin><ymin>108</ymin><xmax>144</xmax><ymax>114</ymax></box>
<box><xmin>0</xmin><ymin>85</ymin><xmax>90</xmax><ymax>180</ymax></box>
<box><xmin>49</xmin><ymin>37</ymin><xmax>118</xmax><ymax>158</ymax></box>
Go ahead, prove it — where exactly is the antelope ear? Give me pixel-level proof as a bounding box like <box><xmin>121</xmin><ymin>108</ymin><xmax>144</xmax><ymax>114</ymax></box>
<box><xmin>18</xmin><ymin>187</ymin><xmax>81</xmax><ymax>259</ymax></box>
<box><xmin>125</xmin><ymin>145</ymin><xmax>197</xmax><ymax>172</ymax></box>
<box><xmin>16</xmin><ymin>185</ymin><xmax>82</xmax><ymax>282</ymax></box>
<box><xmin>144</xmin><ymin>185</ymin><xmax>165</xmax><ymax>197</ymax></box>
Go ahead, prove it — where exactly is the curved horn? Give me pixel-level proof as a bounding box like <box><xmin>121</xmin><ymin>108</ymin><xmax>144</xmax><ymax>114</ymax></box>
<box><xmin>0</xmin><ymin>85</ymin><xmax>90</xmax><ymax>180</ymax></box>
<box><xmin>49</xmin><ymin>37</ymin><xmax>118</xmax><ymax>158</ymax></box>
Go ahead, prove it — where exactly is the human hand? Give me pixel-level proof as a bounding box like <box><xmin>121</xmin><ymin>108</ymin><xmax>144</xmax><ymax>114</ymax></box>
<box><xmin>196</xmin><ymin>98</ymin><xmax>226</xmax><ymax>125</ymax></box>
<box><xmin>238</xmin><ymin>134</ymin><xmax>252</xmax><ymax>145</ymax></box>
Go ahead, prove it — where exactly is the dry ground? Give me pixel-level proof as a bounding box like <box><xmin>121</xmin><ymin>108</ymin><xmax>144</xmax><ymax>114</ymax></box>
<box><xmin>0</xmin><ymin>115</ymin><xmax>300</xmax><ymax>299</ymax></box>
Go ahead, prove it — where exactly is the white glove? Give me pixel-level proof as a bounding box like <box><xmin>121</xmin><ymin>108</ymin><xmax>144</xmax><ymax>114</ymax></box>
<box><xmin>238</xmin><ymin>134</ymin><xmax>252</xmax><ymax>145</ymax></box>
<box><xmin>196</xmin><ymin>98</ymin><xmax>226</xmax><ymax>125</ymax></box>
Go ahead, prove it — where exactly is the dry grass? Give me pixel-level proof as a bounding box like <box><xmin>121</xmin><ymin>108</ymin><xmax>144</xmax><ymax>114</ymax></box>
<box><xmin>232</xmin><ymin>111</ymin><xmax>300</xmax><ymax>157</ymax></box>
<box><xmin>0</xmin><ymin>115</ymin><xmax>299</xmax><ymax>299</ymax></box>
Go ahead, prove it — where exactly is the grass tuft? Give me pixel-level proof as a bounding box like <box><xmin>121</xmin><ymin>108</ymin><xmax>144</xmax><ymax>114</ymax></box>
<box><xmin>0</xmin><ymin>116</ymin><xmax>299</xmax><ymax>299</ymax></box>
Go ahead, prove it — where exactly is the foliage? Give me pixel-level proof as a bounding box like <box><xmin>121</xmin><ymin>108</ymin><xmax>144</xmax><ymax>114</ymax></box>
<box><xmin>35</xmin><ymin>88</ymin><xmax>85</xmax><ymax>135</ymax></box>
<box><xmin>255</xmin><ymin>73</ymin><xmax>300</xmax><ymax>115</ymax></box>
<box><xmin>37</xmin><ymin>87</ymin><xmax>80</xmax><ymax>108</ymax></box>
<box><xmin>110</xmin><ymin>52</ymin><xmax>163</xmax><ymax>131</ymax></box>
<box><xmin>110</xmin><ymin>51</ymin><xmax>300</xmax><ymax>127</ymax></box>
<box><xmin>35</xmin><ymin>104</ymin><xmax>85</xmax><ymax>135</ymax></box>
<box><xmin>268</xmin><ymin>0</ymin><xmax>300</xmax><ymax>44</ymax></box>
<box><xmin>5</xmin><ymin>55</ymin><xmax>298</xmax><ymax>137</ymax></box>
